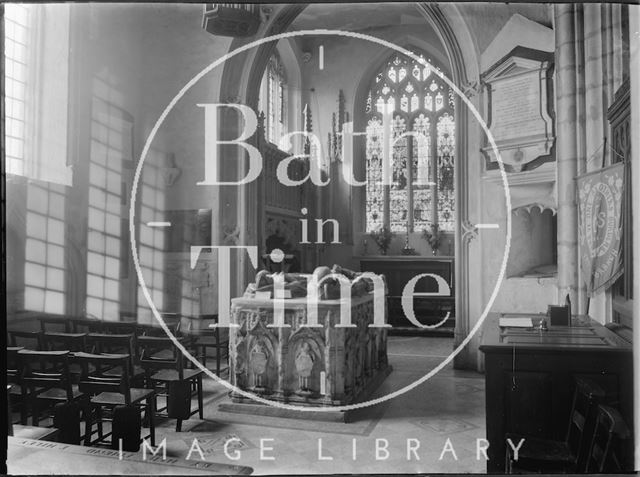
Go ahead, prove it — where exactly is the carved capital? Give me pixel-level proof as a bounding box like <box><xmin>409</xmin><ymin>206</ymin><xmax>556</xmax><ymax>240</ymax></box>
<box><xmin>225</xmin><ymin>95</ymin><xmax>242</xmax><ymax>105</ymax></box>
<box><xmin>223</xmin><ymin>224</ymin><xmax>241</xmax><ymax>245</ymax></box>
<box><xmin>260</xmin><ymin>5</ymin><xmax>273</xmax><ymax>21</ymax></box>
<box><xmin>462</xmin><ymin>80</ymin><xmax>481</xmax><ymax>98</ymax></box>
<box><xmin>461</xmin><ymin>219</ymin><xmax>478</xmax><ymax>244</ymax></box>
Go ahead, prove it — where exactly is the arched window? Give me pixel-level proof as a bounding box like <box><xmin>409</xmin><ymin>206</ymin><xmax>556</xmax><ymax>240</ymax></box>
<box><xmin>259</xmin><ymin>52</ymin><xmax>287</xmax><ymax>145</ymax></box>
<box><xmin>365</xmin><ymin>52</ymin><xmax>455</xmax><ymax>233</ymax></box>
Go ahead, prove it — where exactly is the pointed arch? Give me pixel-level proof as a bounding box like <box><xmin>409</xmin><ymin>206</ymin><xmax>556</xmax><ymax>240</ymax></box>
<box><xmin>217</xmin><ymin>3</ymin><xmax>481</xmax><ymax>369</ymax></box>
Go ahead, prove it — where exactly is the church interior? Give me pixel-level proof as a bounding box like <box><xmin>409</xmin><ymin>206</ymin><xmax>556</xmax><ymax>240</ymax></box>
<box><xmin>3</xmin><ymin>2</ymin><xmax>639</xmax><ymax>474</ymax></box>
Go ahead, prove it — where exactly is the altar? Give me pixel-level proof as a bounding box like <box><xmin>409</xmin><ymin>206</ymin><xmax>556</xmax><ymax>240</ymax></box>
<box><xmin>225</xmin><ymin>290</ymin><xmax>391</xmax><ymax>409</ymax></box>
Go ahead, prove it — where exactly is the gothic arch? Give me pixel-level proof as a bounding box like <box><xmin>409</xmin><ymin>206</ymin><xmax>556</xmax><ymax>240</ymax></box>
<box><xmin>350</xmin><ymin>36</ymin><xmax>454</xmax><ymax>235</ymax></box>
<box><xmin>218</xmin><ymin>3</ymin><xmax>481</xmax><ymax>368</ymax></box>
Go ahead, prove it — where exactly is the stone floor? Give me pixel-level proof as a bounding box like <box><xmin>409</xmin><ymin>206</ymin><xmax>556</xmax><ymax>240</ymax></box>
<box><xmin>9</xmin><ymin>336</ymin><xmax>488</xmax><ymax>474</ymax></box>
<box><xmin>158</xmin><ymin>336</ymin><xmax>487</xmax><ymax>474</ymax></box>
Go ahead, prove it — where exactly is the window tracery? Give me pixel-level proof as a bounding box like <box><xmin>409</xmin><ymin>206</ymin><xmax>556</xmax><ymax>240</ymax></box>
<box><xmin>365</xmin><ymin>51</ymin><xmax>455</xmax><ymax>233</ymax></box>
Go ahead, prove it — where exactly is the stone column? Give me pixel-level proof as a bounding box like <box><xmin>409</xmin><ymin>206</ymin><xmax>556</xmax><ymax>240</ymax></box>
<box><xmin>574</xmin><ymin>5</ymin><xmax>589</xmax><ymax>314</ymax></box>
<box><xmin>629</xmin><ymin>6</ymin><xmax>640</xmax><ymax>468</ymax></box>
<box><xmin>554</xmin><ymin>5</ymin><xmax>579</xmax><ymax>306</ymax></box>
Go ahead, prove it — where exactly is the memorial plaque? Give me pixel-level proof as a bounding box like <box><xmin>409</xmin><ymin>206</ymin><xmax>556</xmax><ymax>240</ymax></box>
<box><xmin>481</xmin><ymin>52</ymin><xmax>555</xmax><ymax>172</ymax></box>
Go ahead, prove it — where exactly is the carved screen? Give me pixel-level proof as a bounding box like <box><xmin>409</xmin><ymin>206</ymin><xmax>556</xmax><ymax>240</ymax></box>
<box><xmin>365</xmin><ymin>51</ymin><xmax>455</xmax><ymax>233</ymax></box>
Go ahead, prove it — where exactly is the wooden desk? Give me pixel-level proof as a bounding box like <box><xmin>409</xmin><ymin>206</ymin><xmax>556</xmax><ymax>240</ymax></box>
<box><xmin>480</xmin><ymin>314</ymin><xmax>633</xmax><ymax>472</ymax></box>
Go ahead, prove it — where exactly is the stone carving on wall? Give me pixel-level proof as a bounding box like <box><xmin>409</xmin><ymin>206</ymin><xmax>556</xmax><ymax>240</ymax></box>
<box><xmin>249</xmin><ymin>341</ymin><xmax>269</xmax><ymax>390</ymax></box>
<box><xmin>481</xmin><ymin>48</ymin><xmax>555</xmax><ymax>172</ymax></box>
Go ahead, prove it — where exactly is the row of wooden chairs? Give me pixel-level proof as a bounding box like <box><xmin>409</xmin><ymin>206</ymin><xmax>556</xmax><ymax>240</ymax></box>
<box><xmin>7</xmin><ymin>347</ymin><xmax>156</xmax><ymax>448</ymax></box>
<box><xmin>7</xmin><ymin>332</ymin><xmax>206</xmax><ymax>443</ymax></box>
<box><xmin>506</xmin><ymin>377</ymin><xmax>631</xmax><ymax>473</ymax></box>
<box><xmin>12</xmin><ymin>313</ymin><xmax>229</xmax><ymax>376</ymax></box>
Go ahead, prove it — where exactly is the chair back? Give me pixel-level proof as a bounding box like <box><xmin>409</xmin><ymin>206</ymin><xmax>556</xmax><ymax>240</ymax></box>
<box><xmin>86</xmin><ymin>333</ymin><xmax>137</xmax><ymax>373</ymax></box>
<box><xmin>74</xmin><ymin>352</ymin><xmax>133</xmax><ymax>404</ymax></box>
<box><xmin>86</xmin><ymin>332</ymin><xmax>135</xmax><ymax>354</ymax></box>
<box><xmin>101</xmin><ymin>320</ymin><xmax>138</xmax><ymax>335</ymax></box>
<box><xmin>38</xmin><ymin>316</ymin><xmax>70</xmax><ymax>333</ymax></box>
<box><xmin>69</xmin><ymin>317</ymin><xmax>103</xmax><ymax>334</ymax></box>
<box><xmin>138</xmin><ymin>317</ymin><xmax>182</xmax><ymax>337</ymax></box>
<box><xmin>566</xmin><ymin>377</ymin><xmax>606</xmax><ymax>470</ymax></box>
<box><xmin>42</xmin><ymin>332</ymin><xmax>87</xmax><ymax>352</ymax></box>
<box><xmin>8</xmin><ymin>330</ymin><xmax>43</xmax><ymax>350</ymax></box>
<box><xmin>7</xmin><ymin>346</ymin><xmax>24</xmax><ymax>385</ymax></box>
<box><xmin>585</xmin><ymin>405</ymin><xmax>631</xmax><ymax>473</ymax></box>
<box><xmin>18</xmin><ymin>349</ymin><xmax>74</xmax><ymax>400</ymax></box>
<box><xmin>137</xmin><ymin>336</ymin><xmax>185</xmax><ymax>377</ymax></box>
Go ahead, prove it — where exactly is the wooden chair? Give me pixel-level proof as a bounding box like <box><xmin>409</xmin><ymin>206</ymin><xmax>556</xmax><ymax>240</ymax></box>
<box><xmin>137</xmin><ymin>336</ymin><xmax>204</xmax><ymax>431</ymax></box>
<box><xmin>138</xmin><ymin>315</ymin><xmax>182</xmax><ymax>338</ymax></box>
<box><xmin>183</xmin><ymin>315</ymin><xmax>229</xmax><ymax>376</ymax></box>
<box><xmin>75</xmin><ymin>352</ymin><xmax>156</xmax><ymax>447</ymax></box>
<box><xmin>41</xmin><ymin>332</ymin><xmax>87</xmax><ymax>352</ymax></box>
<box><xmin>584</xmin><ymin>404</ymin><xmax>631</xmax><ymax>472</ymax></box>
<box><xmin>8</xmin><ymin>330</ymin><xmax>43</xmax><ymax>350</ymax></box>
<box><xmin>85</xmin><ymin>333</ymin><xmax>145</xmax><ymax>386</ymax></box>
<box><xmin>18</xmin><ymin>350</ymin><xmax>87</xmax><ymax>428</ymax></box>
<box><xmin>68</xmin><ymin>317</ymin><xmax>103</xmax><ymax>334</ymax></box>
<box><xmin>38</xmin><ymin>316</ymin><xmax>71</xmax><ymax>333</ymax></box>
<box><xmin>7</xmin><ymin>346</ymin><xmax>28</xmax><ymax>425</ymax></box>
<box><xmin>506</xmin><ymin>377</ymin><xmax>605</xmax><ymax>473</ymax></box>
<box><xmin>101</xmin><ymin>320</ymin><xmax>139</xmax><ymax>335</ymax></box>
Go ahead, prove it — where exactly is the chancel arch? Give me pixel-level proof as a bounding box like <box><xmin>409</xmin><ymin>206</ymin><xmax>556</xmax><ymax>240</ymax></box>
<box><xmin>218</xmin><ymin>3</ymin><xmax>483</xmax><ymax>369</ymax></box>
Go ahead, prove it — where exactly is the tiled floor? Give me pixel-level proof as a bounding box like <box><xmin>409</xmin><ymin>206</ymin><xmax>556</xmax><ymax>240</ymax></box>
<box><xmin>158</xmin><ymin>336</ymin><xmax>487</xmax><ymax>474</ymax></box>
<box><xmin>9</xmin><ymin>336</ymin><xmax>487</xmax><ymax>474</ymax></box>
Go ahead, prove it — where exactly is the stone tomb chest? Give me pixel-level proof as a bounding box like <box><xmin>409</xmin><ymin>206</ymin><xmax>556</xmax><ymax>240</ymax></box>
<box><xmin>228</xmin><ymin>292</ymin><xmax>390</xmax><ymax>407</ymax></box>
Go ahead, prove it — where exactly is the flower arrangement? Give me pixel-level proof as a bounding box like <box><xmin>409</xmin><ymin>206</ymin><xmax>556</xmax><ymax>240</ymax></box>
<box><xmin>370</xmin><ymin>226</ymin><xmax>395</xmax><ymax>255</ymax></box>
<box><xmin>422</xmin><ymin>222</ymin><xmax>442</xmax><ymax>253</ymax></box>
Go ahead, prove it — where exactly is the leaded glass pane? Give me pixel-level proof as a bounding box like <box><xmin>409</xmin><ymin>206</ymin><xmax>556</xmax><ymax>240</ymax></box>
<box><xmin>389</xmin><ymin>116</ymin><xmax>408</xmax><ymax>232</ymax></box>
<box><xmin>365</xmin><ymin>51</ymin><xmax>455</xmax><ymax>234</ymax></box>
<box><xmin>400</xmin><ymin>94</ymin><xmax>408</xmax><ymax>112</ymax></box>
<box><xmin>437</xmin><ymin>113</ymin><xmax>455</xmax><ymax>231</ymax></box>
<box><xmin>387</xmin><ymin>97</ymin><xmax>395</xmax><ymax>112</ymax></box>
<box><xmin>425</xmin><ymin>94</ymin><xmax>433</xmax><ymax>111</ymax></box>
<box><xmin>412</xmin><ymin>114</ymin><xmax>431</xmax><ymax>185</ymax></box>
<box><xmin>264</xmin><ymin>53</ymin><xmax>287</xmax><ymax>145</ymax></box>
<box><xmin>365</xmin><ymin>118</ymin><xmax>384</xmax><ymax>232</ymax></box>
<box><xmin>410</xmin><ymin>94</ymin><xmax>419</xmax><ymax>112</ymax></box>
<box><xmin>412</xmin><ymin>114</ymin><xmax>433</xmax><ymax>231</ymax></box>
<box><xmin>435</xmin><ymin>91</ymin><xmax>444</xmax><ymax>111</ymax></box>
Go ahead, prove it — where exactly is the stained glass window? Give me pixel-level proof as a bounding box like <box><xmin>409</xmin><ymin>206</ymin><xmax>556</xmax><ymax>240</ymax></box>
<box><xmin>259</xmin><ymin>52</ymin><xmax>287</xmax><ymax>145</ymax></box>
<box><xmin>365</xmin><ymin>51</ymin><xmax>455</xmax><ymax>233</ymax></box>
<box><xmin>365</xmin><ymin>118</ymin><xmax>384</xmax><ymax>232</ymax></box>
